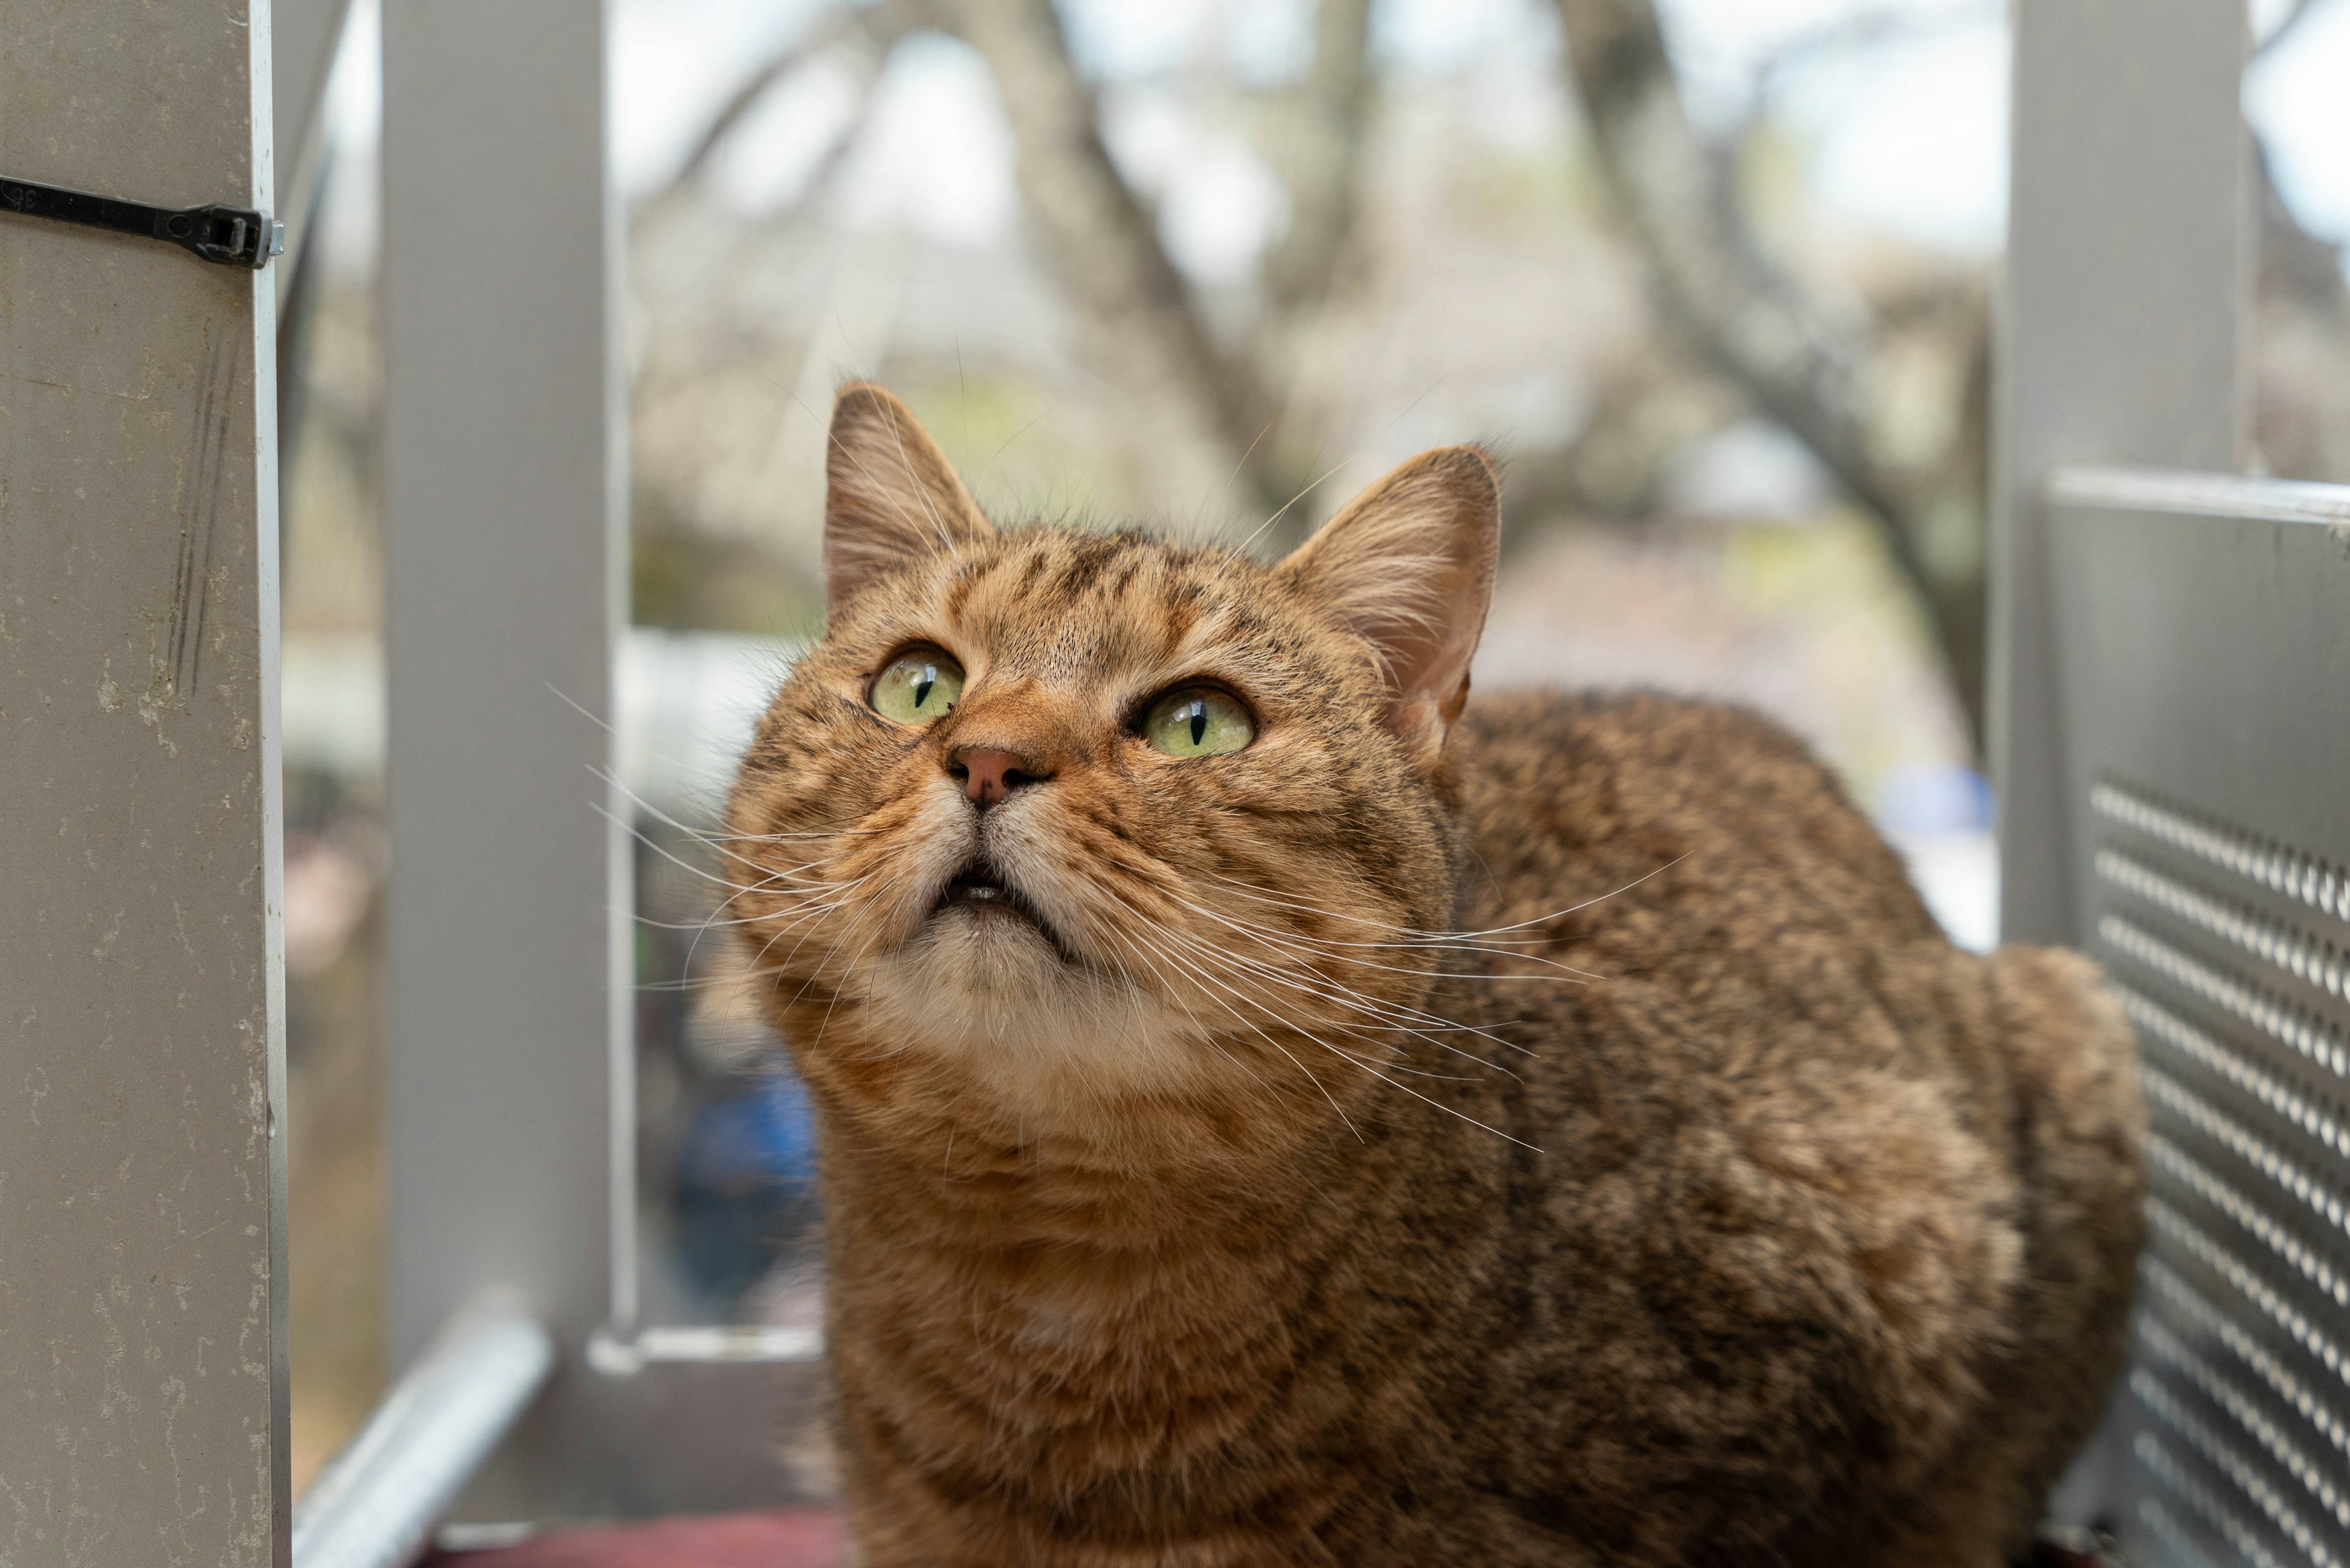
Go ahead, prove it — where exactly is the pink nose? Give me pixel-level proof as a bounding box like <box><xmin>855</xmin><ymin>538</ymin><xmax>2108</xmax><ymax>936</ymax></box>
<box><xmin>950</xmin><ymin>747</ymin><xmax>1046</xmax><ymax>808</ymax></box>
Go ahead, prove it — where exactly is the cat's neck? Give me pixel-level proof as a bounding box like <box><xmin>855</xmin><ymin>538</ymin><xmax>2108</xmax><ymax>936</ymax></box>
<box><xmin>821</xmin><ymin>1119</ymin><xmax>1376</xmax><ymax>1376</ymax></box>
<box><xmin>816</xmin><ymin>1070</ymin><xmax>1370</xmax><ymax>1258</ymax></box>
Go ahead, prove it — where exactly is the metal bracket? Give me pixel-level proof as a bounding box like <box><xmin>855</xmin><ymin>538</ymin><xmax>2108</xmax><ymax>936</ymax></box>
<box><xmin>0</xmin><ymin>175</ymin><xmax>284</xmax><ymax>269</ymax></box>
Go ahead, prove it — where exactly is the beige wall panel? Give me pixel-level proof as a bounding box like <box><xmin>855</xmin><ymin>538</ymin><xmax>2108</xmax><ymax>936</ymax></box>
<box><xmin>0</xmin><ymin>3</ymin><xmax>286</xmax><ymax>1564</ymax></box>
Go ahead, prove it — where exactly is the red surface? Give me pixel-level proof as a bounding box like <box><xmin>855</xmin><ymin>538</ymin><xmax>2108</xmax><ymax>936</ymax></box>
<box><xmin>2029</xmin><ymin>1548</ymin><xmax>2106</xmax><ymax>1568</ymax></box>
<box><xmin>422</xmin><ymin>1509</ymin><xmax>844</xmax><ymax>1568</ymax></box>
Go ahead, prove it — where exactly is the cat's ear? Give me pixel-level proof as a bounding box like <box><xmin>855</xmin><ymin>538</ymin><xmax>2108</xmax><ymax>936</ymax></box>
<box><xmin>1276</xmin><ymin>446</ymin><xmax>1499</xmax><ymax>761</ymax></box>
<box><xmin>824</xmin><ymin>383</ymin><xmax>994</xmax><ymax>609</ymax></box>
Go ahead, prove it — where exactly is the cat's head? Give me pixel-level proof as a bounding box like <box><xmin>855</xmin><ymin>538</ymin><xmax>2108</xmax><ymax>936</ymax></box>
<box><xmin>725</xmin><ymin>385</ymin><xmax>1498</xmax><ymax>1144</ymax></box>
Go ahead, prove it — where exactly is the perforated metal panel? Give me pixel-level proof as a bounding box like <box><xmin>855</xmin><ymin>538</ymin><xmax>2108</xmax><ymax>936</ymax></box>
<box><xmin>2043</xmin><ymin>472</ymin><xmax>2350</xmax><ymax>1567</ymax></box>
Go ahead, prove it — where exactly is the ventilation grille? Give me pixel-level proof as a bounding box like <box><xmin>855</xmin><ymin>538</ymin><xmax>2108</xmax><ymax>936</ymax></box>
<box><xmin>2093</xmin><ymin>782</ymin><xmax>2350</xmax><ymax>1568</ymax></box>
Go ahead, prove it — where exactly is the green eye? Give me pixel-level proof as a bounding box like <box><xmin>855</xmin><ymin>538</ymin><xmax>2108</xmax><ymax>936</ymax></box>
<box><xmin>871</xmin><ymin>651</ymin><xmax>965</xmax><ymax>725</ymax></box>
<box><xmin>1143</xmin><ymin>688</ymin><xmax>1253</xmax><ymax>758</ymax></box>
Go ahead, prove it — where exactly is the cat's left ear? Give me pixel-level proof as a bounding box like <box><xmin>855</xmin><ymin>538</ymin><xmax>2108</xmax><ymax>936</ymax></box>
<box><xmin>1276</xmin><ymin>446</ymin><xmax>1499</xmax><ymax>763</ymax></box>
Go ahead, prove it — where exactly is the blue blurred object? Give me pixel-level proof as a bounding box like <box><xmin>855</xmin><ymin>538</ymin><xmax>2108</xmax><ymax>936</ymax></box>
<box><xmin>671</xmin><ymin>1069</ymin><xmax>820</xmax><ymax>1307</ymax></box>
<box><xmin>1876</xmin><ymin>763</ymin><xmax>1994</xmax><ymax>837</ymax></box>
<box><xmin>676</xmin><ymin>1070</ymin><xmax>818</xmax><ymax>1195</ymax></box>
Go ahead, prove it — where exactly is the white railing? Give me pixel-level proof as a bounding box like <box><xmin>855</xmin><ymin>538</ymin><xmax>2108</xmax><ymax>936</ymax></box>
<box><xmin>291</xmin><ymin>1305</ymin><xmax>555</xmax><ymax>1568</ymax></box>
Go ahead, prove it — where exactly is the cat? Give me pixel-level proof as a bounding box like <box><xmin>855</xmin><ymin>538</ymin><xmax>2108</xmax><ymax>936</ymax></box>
<box><xmin>723</xmin><ymin>383</ymin><xmax>2144</xmax><ymax>1567</ymax></box>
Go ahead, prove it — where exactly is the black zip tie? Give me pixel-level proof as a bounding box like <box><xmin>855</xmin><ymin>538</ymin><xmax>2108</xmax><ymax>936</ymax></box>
<box><xmin>0</xmin><ymin>174</ymin><xmax>282</xmax><ymax>270</ymax></box>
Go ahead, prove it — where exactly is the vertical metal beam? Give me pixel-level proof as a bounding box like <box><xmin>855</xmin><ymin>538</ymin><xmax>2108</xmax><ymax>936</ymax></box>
<box><xmin>1992</xmin><ymin>0</ymin><xmax>2249</xmax><ymax>943</ymax></box>
<box><xmin>272</xmin><ymin>0</ymin><xmax>357</xmax><ymax>301</ymax></box>
<box><xmin>275</xmin><ymin>0</ymin><xmax>352</xmax><ymax>191</ymax></box>
<box><xmin>0</xmin><ymin>3</ymin><xmax>287</xmax><ymax>1564</ymax></box>
<box><xmin>381</xmin><ymin>0</ymin><xmax>629</xmax><ymax>1517</ymax></box>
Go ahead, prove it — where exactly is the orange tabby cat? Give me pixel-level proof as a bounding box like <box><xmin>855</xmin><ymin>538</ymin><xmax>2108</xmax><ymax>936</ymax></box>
<box><xmin>725</xmin><ymin>384</ymin><xmax>2143</xmax><ymax>1567</ymax></box>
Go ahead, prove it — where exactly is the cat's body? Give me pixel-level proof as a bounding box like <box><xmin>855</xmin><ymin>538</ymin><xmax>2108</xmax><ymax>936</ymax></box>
<box><xmin>729</xmin><ymin>387</ymin><xmax>2143</xmax><ymax>1567</ymax></box>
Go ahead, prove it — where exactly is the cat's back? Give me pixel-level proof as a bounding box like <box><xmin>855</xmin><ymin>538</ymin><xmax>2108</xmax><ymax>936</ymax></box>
<box><xmin>1446</xmin><ymin>687</ymin><xmax>2135</xmax><ymax>1167</ymax></box>
<box><xmin>1450</xmin><ymin>688</ymin><xmax>1941</xmax><ymax>958</ymax></box>
<box><xmin>1446</xmin><ymin>688</ymin><xmax>2135</xmax><ymax>1249</ymax></box>
<box><xmin>1431</xmin><ymin>691</ymin><xmax>2142</xmax><ymax>1567</ymax></box>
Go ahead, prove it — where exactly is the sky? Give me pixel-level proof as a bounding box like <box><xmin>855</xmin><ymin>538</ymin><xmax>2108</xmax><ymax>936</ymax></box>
<box><xmin>2251</xmin><ymin>0</ymin><xmax>2350</xmax><ymax>249</ymax></box>
<box><xmin>317</xmin><ymin>0</ymin><xmax>2350</xmax><ymax>278</ymax></box>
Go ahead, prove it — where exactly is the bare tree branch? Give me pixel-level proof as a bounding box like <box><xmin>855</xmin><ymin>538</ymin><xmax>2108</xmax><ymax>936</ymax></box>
<box><xmin>1554</xmin><ymin>0</ymin><xmax>1886</xmax><ymax>510</ymax></box>
<box><xmin>637</xmin><ymin>0</ymin><xmax>933</xmax><ymax>223</ymax></box>
<box><xmin>1262</xmin><ymin>0</ymin><xmax>1376</xmax><ymax>316</ymax></box>
<box><xmin>942</xmin><ymin>0</ymin><xmax>1284</xmax><ymax>525</ymax></box>
<box><xmin>1551</xmin><ymin>0</ymin><xmax>1988</xmax><ymax>748</ymax></box>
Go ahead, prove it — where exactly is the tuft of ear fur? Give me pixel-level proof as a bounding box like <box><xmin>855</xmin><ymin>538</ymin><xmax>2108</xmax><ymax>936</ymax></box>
<box><xmin>824</xmin><ymin>383</ymin><xmax>995</xmax><ymax>610</ymax></box>
<box><xmin>1275</xmin><ymin>446</ymin><xmax>1499</xmax><ymax>761</ymax></box>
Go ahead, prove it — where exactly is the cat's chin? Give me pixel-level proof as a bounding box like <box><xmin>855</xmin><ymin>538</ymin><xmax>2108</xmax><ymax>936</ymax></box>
<box><xmin>930</xmin><ymin>872</ymin><xmax>1079</xmax><ymax>966</ymax></box>
<box><xmin>850</xmin><ymin>911</ymin><xmax>1222</xmax><ymax>1098</ymax></box>
<box><xmin>926</xmin><ymin>900</ymin><xmax>1078</xmax><ymax>976</ymax></box>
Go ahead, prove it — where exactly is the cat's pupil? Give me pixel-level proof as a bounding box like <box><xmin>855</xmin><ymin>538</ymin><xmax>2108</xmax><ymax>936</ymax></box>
<box><xmin>1188</xmin><ymin>706</ymin><xmax>1206</xmax><ymax>745</ymax></box>
<box><xmin>914</xmin><ymin>671</ymin><xmax>934</xmax><ymax>709</ymax></box>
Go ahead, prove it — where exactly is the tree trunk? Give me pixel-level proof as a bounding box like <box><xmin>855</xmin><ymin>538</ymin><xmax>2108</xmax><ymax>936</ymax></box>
<box><xmin>1552</xmin><ymin>0</ymin><xmax>1989</xmax><ymax>754</ymax></box>
<box><xmin>947</xmin><ymin>0</ymin><xmax>1285</xmax><ymax>527</ymax></box>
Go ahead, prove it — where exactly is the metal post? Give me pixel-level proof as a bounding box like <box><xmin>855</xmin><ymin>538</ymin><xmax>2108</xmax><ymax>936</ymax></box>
<box><xmin>0</xmin><ymin>2</ymin><xmax>288</xmax><ymax>1564</ymax></box>
<box><xmin>272</xmin><ymin>0</ymin><xmax>356</xmax><ymax>297</ymax></box>
<box><xmin>381</xmin><ymin>0</ymin><xmax>632</xmax><ymax>1519</ymax></box>
<box><xmin>1991</xmin><ymin>0</ymin><xmax>2250</xmax><ymax>943</ymax></box>
<box><xmin>380</xmin><ymin>0</ymin><xmax>834</xmax><ymax>1523</ymax></box>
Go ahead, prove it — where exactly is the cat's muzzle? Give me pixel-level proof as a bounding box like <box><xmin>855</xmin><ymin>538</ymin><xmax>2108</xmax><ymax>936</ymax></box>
<box><xmin>933</xmin><ymin>851</ymin><xmax>1078</xmax><ymax>962</ymax></box>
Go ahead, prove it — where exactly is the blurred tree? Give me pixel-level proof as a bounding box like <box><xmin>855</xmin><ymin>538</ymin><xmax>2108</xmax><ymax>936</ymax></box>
<box><xmin>656</xmin><ymin>0</ymin><xmax>1986</xmax><ymax>718</ymax></box>
<box><xmin>1549</xmin><ymin>0</ymin><xmax>2350</xmax><ymax>753</ymax></box>
<box><xmin>941</xmin><ymin>0</ymin><xmax>1393</xmax><ymax>542</ymax></box>
<box><xmin>952</xmin><ymin>0</ymin><xmax>1996</xmax><ymax>738</ymax></box>
<box><xmin>1551</xmin><ymin>0</ymin><xmax>1992</xmax><ymax>746</ymax></box>
<box><xmin>2255</xmin><ymin>138</ymin><xmax>2350</xmax><ymax>486</ymax></box>
<box><xmin>1258</xmin><ymin>0</ymin><xmax>1375</xmax><ymax>318</ymax></box>
<box><xmin>948</xmin><ymin>0</ymin><xmax>1293</xmax><ymax>523</ymax></box>
<box><xmin>649</xmin><ymin>0</ymin><xmax>2350</xmax><ymax>754</ymax></box>
<box><xmin>636</xmin><ymin>0</ymin><xmax>932</xmax><ymax>231</ymax></box>
<box><xmin>2248</xmin><ymin>2</ymin><xmax>2350</xmax><ymax>490</ymax></box>
<box><xmin>645</xmin><ymin>0</ymin><xmax>1378</xmax><ymax>547</ymax></box>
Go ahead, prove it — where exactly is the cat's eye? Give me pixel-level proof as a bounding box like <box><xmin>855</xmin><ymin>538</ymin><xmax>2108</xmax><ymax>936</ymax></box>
<box><xmin>870</xmin><ymin>650</ymin><xmax>965</xmax><ymax>725</ymax></box>
<box><xmin>1141</xmin><ymin>688</ymin><xmax>1253</xmax><ymax>758</ymax></box>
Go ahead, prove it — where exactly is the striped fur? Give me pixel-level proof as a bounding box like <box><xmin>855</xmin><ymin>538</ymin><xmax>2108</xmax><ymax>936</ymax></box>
<box><xmin>722</xmin><ymin>387</ymin><xmax>2143</xmax><ymax>1567</ymax></box>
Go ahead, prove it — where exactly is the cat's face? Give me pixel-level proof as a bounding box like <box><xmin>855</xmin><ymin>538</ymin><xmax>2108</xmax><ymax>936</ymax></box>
<box><xmin>725</xmin><ymin>386</ymin><xmax>1497</xmax><ymax>1137</ymax></box>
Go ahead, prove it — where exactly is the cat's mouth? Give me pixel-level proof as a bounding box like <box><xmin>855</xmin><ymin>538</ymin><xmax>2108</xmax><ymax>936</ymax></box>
<box><xmin>933</xmin><ymin>854</ymin><xmax>1080</xmax><ymax>963</ymax></box>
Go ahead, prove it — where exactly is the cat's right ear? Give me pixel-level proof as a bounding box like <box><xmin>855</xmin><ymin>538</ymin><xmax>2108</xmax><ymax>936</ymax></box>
<box><xmin>1276</xmin><ymin>446</ymin><xmax>1499</xmax><ymax>763</ymax></box>
<box><xmin>824</xmin><ymin>383</ymin><xmax>994</xmax><ymax>610</ymax></box>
